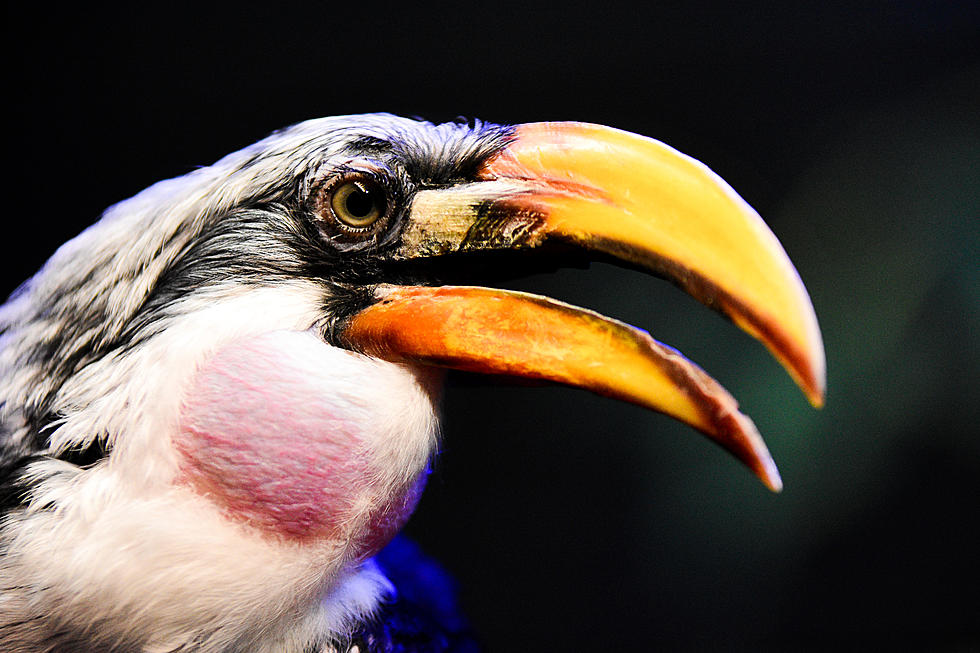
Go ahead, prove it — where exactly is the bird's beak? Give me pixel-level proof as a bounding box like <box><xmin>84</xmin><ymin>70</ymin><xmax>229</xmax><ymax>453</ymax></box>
<box><xmin>339</xmin><ymin>122</ymin><xmax>825</xmax><ymax>491</ymax></box>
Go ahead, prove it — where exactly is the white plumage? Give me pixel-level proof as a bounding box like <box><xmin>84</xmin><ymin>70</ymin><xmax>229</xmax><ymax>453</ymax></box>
<box><xmin>3</xmin><ymin>285</ymin><xmax>439</xmax><ymax>650</ymax></box>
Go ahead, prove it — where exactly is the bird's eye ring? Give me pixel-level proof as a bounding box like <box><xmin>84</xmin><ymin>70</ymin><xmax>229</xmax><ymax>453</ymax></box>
<box><xmin>321</xmin><ymin>175</ymin><xmax>387</xmax><ymax>230</ymax></box>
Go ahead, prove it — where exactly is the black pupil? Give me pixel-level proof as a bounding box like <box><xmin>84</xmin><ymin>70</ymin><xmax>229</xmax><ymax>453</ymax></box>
<box><xmin>345</xmin><ymin>183</ymin><xmax>376</xmax><ymax>218</ymax></box>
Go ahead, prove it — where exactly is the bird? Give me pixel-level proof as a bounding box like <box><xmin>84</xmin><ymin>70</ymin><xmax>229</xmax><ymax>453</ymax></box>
<box><xmin>0</xmin><ymin>114</ymin><xmax>824</xmax><ymax>652</ymax></box>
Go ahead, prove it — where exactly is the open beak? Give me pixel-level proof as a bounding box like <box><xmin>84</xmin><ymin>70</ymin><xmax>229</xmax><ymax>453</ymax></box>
<box><xmin>340</xmin><ymin>122</ymin><xmax>825</xmax><ymax>491</ymax></box>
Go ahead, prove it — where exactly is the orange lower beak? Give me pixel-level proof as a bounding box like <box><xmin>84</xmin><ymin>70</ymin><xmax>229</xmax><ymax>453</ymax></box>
<box><xmin>342</xmin><ymin>284</ymin><xmax>783</xmax><ymax>491</ymax></box>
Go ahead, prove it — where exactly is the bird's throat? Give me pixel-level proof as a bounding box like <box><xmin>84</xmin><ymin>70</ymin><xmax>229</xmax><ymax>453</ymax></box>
<box><xmin>173</xmin><ymin>330</ymin><xmax>439</xmax><ymax>556</ymax></box>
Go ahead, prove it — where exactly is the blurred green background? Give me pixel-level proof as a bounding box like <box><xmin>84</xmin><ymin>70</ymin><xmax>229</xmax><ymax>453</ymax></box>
<box><xmin>6</xmin><ymin>3</ymin><xmax>978</xmax><ymax>649</ymax></box>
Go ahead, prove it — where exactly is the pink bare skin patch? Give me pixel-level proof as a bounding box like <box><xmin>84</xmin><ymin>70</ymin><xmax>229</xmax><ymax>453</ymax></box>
<box><xmin>175</xmin><ymin>330</ymin><xmax>439</xmax><ymax>558</ymax></box>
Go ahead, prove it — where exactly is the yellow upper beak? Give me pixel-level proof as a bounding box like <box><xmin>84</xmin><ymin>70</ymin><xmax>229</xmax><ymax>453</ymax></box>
<box><xmin>343</xmin><ymin>121</ymin><xmax>825</xmax><ymax>491</ymax></box>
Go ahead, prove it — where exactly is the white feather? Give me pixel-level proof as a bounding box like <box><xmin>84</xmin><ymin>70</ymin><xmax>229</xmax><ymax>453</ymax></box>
<box><xmin>2</xmin><ymin>284</ymin><xmax>442</xmax><ymax>650</ymax></box>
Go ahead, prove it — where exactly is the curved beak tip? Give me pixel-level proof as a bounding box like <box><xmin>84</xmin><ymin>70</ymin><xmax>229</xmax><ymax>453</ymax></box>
<box><xmin>800</xmin><ymin>340</ymin><xmax>827</xmax><ymax>409</ymax></box>
<box><xmin>759</xmin><ymin>452</ymin><xmax>784</xmax><ymax>493</ymax></box>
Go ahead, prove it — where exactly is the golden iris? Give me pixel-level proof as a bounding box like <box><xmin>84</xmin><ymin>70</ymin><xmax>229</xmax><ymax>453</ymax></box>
<box><xmin>330</xmin><ymin>179</ymin><xmax>385</xmax><ymax>228</ymax></box>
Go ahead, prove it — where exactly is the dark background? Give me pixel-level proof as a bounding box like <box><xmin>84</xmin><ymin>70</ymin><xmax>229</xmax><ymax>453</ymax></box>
<box><xmin>5</xmin><ymin>3</ymin><xmax>978</xmax><ymax>650</ymax></box>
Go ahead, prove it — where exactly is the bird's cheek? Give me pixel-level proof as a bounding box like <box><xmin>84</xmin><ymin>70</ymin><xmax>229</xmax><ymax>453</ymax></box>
<box><xmin>172</xmin><ymin>330</ymin><xmax>435</xmax><ymax>547</ymax></box>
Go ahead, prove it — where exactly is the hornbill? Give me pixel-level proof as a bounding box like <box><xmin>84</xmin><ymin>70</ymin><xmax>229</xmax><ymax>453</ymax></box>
<box><xmin>0</xmin><ymin>115</ymin><xmax>824</xmax><ymax>652</ymax></box>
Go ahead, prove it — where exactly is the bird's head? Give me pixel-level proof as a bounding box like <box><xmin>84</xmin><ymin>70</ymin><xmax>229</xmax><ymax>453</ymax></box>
<box><xmin>0</xmin><ymin>114</ymin><xmax>823</xmax><ymax>646</ymax></box>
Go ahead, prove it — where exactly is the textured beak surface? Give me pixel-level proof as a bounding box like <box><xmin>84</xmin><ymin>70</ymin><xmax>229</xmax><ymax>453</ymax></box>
<box><xmin>344</xmin><ymin>122</ymin><xmax>826</xmax><ymax>490</ymax></box>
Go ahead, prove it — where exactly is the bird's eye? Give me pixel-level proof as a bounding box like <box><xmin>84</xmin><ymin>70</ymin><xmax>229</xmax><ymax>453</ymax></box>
<box><xmin>328</xmin><ymin>177</ymin><xmax>386</xmax><ymax>229</ymax></box>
